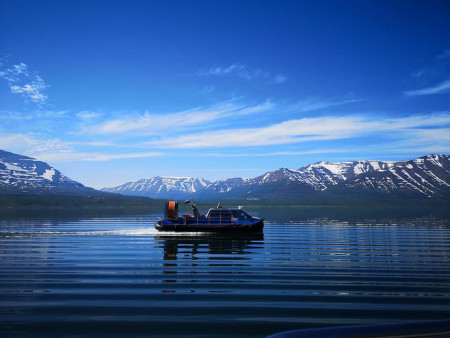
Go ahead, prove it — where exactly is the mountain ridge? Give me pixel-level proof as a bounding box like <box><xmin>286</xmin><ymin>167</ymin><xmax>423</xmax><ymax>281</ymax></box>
<box><xmin>0</xmin><ymin>149</ymin><xmax>157</xmax><ymax>209</ymax></box>
<box><xmin>2</xmin><ymin>149</ymin><xmax>449</xmax><ymax>202</ymax></box>
<box><xmin>102</xmin><ymin>154</ymin><xmax>450</xmax><ymax>201</ymax></box>
<box><xmin>102</xmin><ymin>176</ymin><xmax>211</xmax><ymax>199</ymax></box>
<box><xmin>0</xmin><ymin>150</ymin><xmax>88</xmax><ymax>193</ymax></box>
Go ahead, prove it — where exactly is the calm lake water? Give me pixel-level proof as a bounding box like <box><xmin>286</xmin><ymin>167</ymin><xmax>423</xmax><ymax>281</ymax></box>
<box><xmin>1</xmin><ymin>207</ymin><xmax>450</xmax><ymax>337</ymax></box>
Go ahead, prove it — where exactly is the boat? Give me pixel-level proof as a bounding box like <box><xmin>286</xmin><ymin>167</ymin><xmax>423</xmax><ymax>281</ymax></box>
<box><xmin>155</xmin><ymin>200</ymin><xmax>264</xmax><ymax>233</ymax></box>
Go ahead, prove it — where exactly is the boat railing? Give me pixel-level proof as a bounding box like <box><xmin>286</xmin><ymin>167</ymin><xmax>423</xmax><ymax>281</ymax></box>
<box><xmin>183</xmin><ymin>210</ymin><xmax>234</xmax><ymax>225</ymax></box>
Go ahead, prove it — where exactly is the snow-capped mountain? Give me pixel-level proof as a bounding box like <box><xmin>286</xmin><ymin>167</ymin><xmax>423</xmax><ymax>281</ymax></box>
<box><xmin>203</xmin><ymin>177</ymin><xmax>250</xmax><ymax>194</ymax></box>
<box><xmin>0</xmin><ymin>150</ymin><xmax>87</xmax><ymax>193</ymax></box>
<box><xmin>336</xmin><ymin>155</ymin><xmax>450</xmax><ymax>198</ymax></box>
<box><xmin>232</xmin><ymin>154</ymin><xmax>450</xmax><ymax>199</ymax></box>
<box><xmin>220</xmin><ymin>154</ymin><xmax>450</xmax><ymax>199</ymax></box>
<box><xmin>102</xmin><ymin>154</ymin><xmax>450</xmax><ymax>200</ymax></box>
<box><xmin>101</xmin><ymin>176</ymin><xmax>211</xmax><ymax>199</ymax></box>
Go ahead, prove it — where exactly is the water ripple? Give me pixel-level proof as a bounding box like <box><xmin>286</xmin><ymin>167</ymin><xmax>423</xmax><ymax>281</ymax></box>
<box><xmin>1</xmin><ymin>215</ymin><xmax>450</xmax><ymax>337</ymax></box>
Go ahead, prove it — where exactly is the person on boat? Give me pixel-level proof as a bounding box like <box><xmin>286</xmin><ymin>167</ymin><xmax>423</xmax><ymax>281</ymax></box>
<box><xmin>192</xmin><ymin>202</ymin><xmax>200</xmax><ymax>217</ymax></box>
<box><xmin>185</xmin><ymin>199</ymin><xmax>200</xmax><ymax>217</ymax></box>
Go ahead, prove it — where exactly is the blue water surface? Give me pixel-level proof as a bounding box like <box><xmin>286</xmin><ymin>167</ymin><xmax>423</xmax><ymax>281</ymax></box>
<box><xmin>1</xmin><ymin>210</ymin><xmax>450</xmax><ymax>337</ymax></box>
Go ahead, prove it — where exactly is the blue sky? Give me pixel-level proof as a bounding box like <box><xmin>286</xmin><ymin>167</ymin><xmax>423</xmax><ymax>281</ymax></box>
<box><xmin>1</xmin><ymin>0</ymin><xmax>449</xmax><ymax>189</ymax></box>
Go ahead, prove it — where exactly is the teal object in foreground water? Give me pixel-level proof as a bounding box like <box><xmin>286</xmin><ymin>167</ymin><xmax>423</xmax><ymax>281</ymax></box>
<box><xmin>267</xmin><ymin>319</ymin><xmax>450</xmax><ymax>337</ymax></box>
<box><xmin>155</xmin><ymin>200</ymin><xmax>264</xmax><ymax>232</ymax></box>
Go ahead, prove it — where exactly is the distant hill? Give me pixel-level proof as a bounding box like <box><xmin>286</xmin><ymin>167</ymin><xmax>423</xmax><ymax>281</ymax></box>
<box><xmin>101</xmin><ymin>176</ymin><xmax>211</xmax><ymax>199</ymax></box>
<box><xmin>0</xmin><ymin>150</ymin><xmax>157</xmax><ymax>209</ymax></box>
<box><xmin>0</xmin><ymin>149</ymin><xmax>88</xmax><ymax>194</ymax></box>
<box><xmin>102</xmin><ymin>154</ymin><xmax>450</xmax><ymax>202</ymax></box>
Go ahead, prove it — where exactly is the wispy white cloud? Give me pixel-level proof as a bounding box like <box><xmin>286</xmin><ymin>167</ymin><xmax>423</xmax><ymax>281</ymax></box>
<box><xmin>197</xmin><ymin>63</ymin><xmax>286</xmax><ymax>84</ymax></box>
<box><xmin>404</xmin><ymin>79</ymin><xmax>450</xmax><ymax>96</ymax></box>
<box><xmin>411</xmin><ymin>68</ymin><xmax>427</xmax><ymax>79</ymax></box>
<box><xmin>200</xmin><ymin>85</ymin><xmax>215</xmax><ymax>94</ymax></box>
<box><xmin>81</xmin><ymin>101</ymin><xmax>274</xmax><ymax>135</ymax></box>
<box><xmin>200</xmin><ymin>149</ymin><xmax>350</xmax><ymax>157</ymax></box>
<box><xmin>0</xmin><ymin>133</ymin><xmax>72</xmax><ymax>156</ymax></box>
<box><xmin>399</xmin><ymin>128</ymin><xmax>450</xmax><ymax>146</ymax></box>
<box><xmin>80</xmin><ymin>97</ymin><xmax>359</xmax><ymax>137</ymax></box>
<box><xmin>69</xmin><ymin>141</ymin><xmax>116</xmax><ymax>147</ymax></box>
<box><xmin>0</xmin><ymin>62</ymin><xmax>48</xmax><ymax>104</ymax></box>
<box><xmin>409</xmin><ymin>50</ymin><xmax>450</xmax><ymax>83</ymax></box>
<box><xmin>436</xmin><ymin>49</ymin><xmax>450</xmax><ymax>60</ymax></box>
<box><xmin>77</xmin><ymin>111</ymin><xmax>103</xmax><ymax>120</ymax></box>
<box><xmin>274</xmin><ymin>74</ymin><xmax>287</xmax><ymax>84</ymax></box>
<box><xmin>145</xmin><ymin>116</ymin><xmax>375</xmax><ymax>148</ymax></box>
<box><xmin>402</xmin><ymin>145</ymin><xmax>450</xmax><ymax>154</ymax></box>
<box><xmin>0</xmin><ymin>132</ymin><xmax>162</xmax><ymax>162</ymax></box>
<box><xmin>0</xmin><ymin>111</ymin><xmax>34</xmax><ymax>121</ymax></box>
<box><xmin>410</xmin><ymin>65</ymin><xmax>446</xmax><ymax>80</ymax></box>
<box><xmin>35</xmin><ymin>151</ymin><xmax>163</xmax><ymax>162</ymax></box>
<box><xmin>379</xmin><ymin>127</ymin><xmax>450</xmax><ymax>155</ymax></box>
<box><xmin>145</xmin><ymin>113</ymin><xmax>450</xmax><ymax>149</ymax></box>
<box><xmin>0</xmin><ymin>110</ymin><xmax>67</xmax><ymax>121</ymax></box>
<box><xmin>0</xmin><ymin>62</ymin><xmax>29</xmax><ymax>81</ymax></box>
<box><xmin>290</xmin><ymin>97</ymin><xmax>361</xmax><ymax>113</ymax></box>
<box><xmin>198</xmin><ymin>64</ymin><xmax>245</xmax><ymax>77</ymax></box>
<box><xmin>82</xmin><ymin>109</ymin><xmax>225</xmax><ymax>135</ymax></box>
<box><xmin>10</xmin><ymin>81</ymin><xmax>47</xmax><ymax>103</ymax></box>
<box><xmin>238</xmin><ymin>100</ymin><xmax>274</xmax><ymax>115</ymax></box>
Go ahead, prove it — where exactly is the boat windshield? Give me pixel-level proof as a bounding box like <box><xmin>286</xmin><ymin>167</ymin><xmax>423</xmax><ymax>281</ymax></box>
<box><xmin>230</xmin><ymin>209</ymin><xmax>252</xmax><ymax>220</ymax></box>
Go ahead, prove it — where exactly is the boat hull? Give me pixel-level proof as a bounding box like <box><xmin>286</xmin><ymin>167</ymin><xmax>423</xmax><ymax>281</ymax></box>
<box><xmin>155</xmin><ymin>219</ymin><xmax>264</xmax><ymax>233</ymax></box>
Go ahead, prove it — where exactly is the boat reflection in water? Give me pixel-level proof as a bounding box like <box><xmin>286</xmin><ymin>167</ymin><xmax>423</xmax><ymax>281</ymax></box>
<box><xmin>155</xmin><ymin>234</ymin><xmax>264</xmax><ymax>293</ymax></box>
<box><xmin>156</xmin><ymin>233</ymin><xmax>264</xmax><ymax>261</ymax></box>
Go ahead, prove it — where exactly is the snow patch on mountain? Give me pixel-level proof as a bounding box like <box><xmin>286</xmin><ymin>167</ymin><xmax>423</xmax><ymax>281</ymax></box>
<box><xmin>42</xmin><ymin>168</ymin><xmax>56</xmax><ymax>181</ymax></box>
<box><xmin>4</xmin><ymin>162</ymin><xmax>26</xmax><ymax>172</ymax></box>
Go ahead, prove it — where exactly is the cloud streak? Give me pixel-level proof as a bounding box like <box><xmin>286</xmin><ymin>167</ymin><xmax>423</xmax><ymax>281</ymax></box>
<box><xmin>77</xmin><ymin>111</ymin><xmax>103</xmax><ymax>120</ymax></box>
<box><xmin>81</xmin><ymin>101</ymin><xmax>274</xmax><ymax>135</ymax></box>
<box><xmin>35</xmin><ymin>151</ymin><xmax>163</xmax><ymax>162</ymax></box>
<box><xmin>289</xmin><ymin>97</ymin><xmax>362</xmax><ymax>113</ymax></box>
<box><xmin>0</xmin><ymin>133</ymin><xmax>75</xmax><ymax>163</ymax></box>
<box><xmin>404</xmin><ymin>79</ymin><xmax>450</xmax><ymax>96</ymax></box>
<box><xmin>0</xmin><ymin>132</ymin><xmax>162</xmax><ymax>163</ymax></box>
<box><xmin>200</xmin><ymin>149</ymin><xmax>350</xmax><ymax>158</ymax></box>
<box><xmin>436</xmin><ymin>49</ymin><xmax>450</xmax><ymax>60</ymax></box>
<box><xmin>197</xmin><ymin>63</ymin><xmax>286</xmax><ymax>84</ymax></box>
<box><xmin>0</xmin><ymin>62</ymin><xmax>48</xmax><ymax>104</ymax></box>
<box><xmin>145</xmin><ymin>114</ymin><xmax>450</xmax><ymax>149</ymax></box>
<box><xmin>79</xmin><ymin>97</ymin><xmax>359</xmax><ymax>137</ymax></box>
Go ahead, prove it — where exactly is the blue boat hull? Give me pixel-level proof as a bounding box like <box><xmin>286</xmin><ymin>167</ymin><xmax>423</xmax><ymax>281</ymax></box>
<box><xmin>155</xmin><ymin>219</ymin><xmax>264</xmax><ymax>233</ymax></box>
